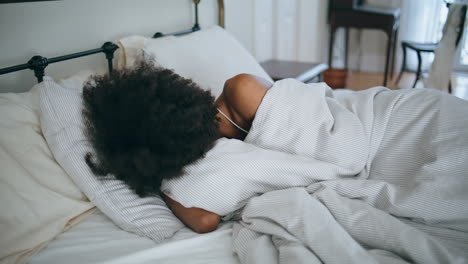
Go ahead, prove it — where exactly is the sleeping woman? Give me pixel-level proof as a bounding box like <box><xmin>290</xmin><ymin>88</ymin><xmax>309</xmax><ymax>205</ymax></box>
<box><xmin>82</xmin><ymin>60</ymin><xmax>468</xmax><ymax>234</ymax></box>
<box><xmin>82</xmin><ymin>60</ymin><xmax>270</xmax><ymax>233</ymax></box>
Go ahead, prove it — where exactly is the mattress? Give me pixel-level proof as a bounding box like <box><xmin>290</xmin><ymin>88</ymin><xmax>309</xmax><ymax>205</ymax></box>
<box><xmin>29</xmin><ymin>210</ymin><xmax>240</xmax><ymax>264</ymax></box>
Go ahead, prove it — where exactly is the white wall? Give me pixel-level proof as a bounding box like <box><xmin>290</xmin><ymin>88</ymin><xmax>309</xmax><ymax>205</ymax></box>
<box><xmin>0</xmin><ymin>0</ymin><xmax>218</xmax><ymax>92</ymax></box>
<box><xmin>226</xmin><ymin>0</ymin><xmax>395</xmax><ymax>73</ymax></box>
<box><xmin>0</xmin><ymin>0</ymin><xmax>410</xmax><ymax>93</ymax></box>
<box><xmin>227</xmin><ymin>0</ymin><xmax>329</xmax><ymax>63</ymax></box>
<box><xmin>0</xmin><ymin>0</ymin><xmax>332</xmax><ymax>93</ymax></box>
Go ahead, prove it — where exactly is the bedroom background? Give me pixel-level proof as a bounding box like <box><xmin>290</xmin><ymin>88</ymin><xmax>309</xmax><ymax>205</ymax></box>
<box><xmin>0</xmin><ymin>0</ymin><xmax>466</xmax><ymax>97</ymax></box>
<box><xmin>1</xmin><ymin>1</ymin><xmax>468</xmax><ymax>263</ymax></box>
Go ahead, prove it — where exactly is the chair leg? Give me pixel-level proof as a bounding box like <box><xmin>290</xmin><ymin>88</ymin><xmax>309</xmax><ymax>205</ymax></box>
<box><xmin>395</xmin><ymin>44</ymin><xmax>407</xmax><ymax>87</ymax></box>
<box><xmin>412</xmin><ymin>51</ymin><xmax>422</xmax><ymax>88</ymax></box>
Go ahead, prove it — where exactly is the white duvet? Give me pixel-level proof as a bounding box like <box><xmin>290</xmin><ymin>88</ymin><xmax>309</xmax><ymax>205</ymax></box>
<box><xmin>231</xmin><ymin>80</ymin><xmax>468</xmax><ymax>263</ymax></box>
<box><xmin>164</xmin><ymin>79</ymin><xmax>468</xmax><ymax>263</ymax></box>
<box><xmin>30</xmin><ymin>210</ymin><xmax>239</xmax><ymax>264</ymax></box>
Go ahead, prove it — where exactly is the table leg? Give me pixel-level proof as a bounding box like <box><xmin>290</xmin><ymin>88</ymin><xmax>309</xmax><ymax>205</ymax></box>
<box><xmin>344</xmin><ymin>27</ymin><xmax>349</xmax><ymax>69</ymax></box>
<box><xmin>329</xmin><ymin>25</ymin><xmax>337</xmax><ymax>68</ymax></box>
<box><xmin>390</xmin><ymin>28</ymin><xmax>398</xmax><ymax>82</ymax></box>
<box><xmin>383</xmin><ymin>29</ymin><xmax>394</xmax><ymax>86</ymax></box>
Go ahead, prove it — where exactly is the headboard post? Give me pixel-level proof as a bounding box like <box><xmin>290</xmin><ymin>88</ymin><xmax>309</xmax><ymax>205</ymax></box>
<box><xmin>102</xmin><ymin>42</ymin><xmax>119</xmax><ymax>73</ymax></box>
<box><xmin>218</xmin><ymin>0</ymin><xmax>225</xmax><ymax>28</ymax></box>
<box><xmin>192</xmin><ymin>0</ymin><xmax>201</xmax><ymax>31</ymax></box>
<box><xmin>27</xmin><ymin>56</ymin><xmax>48</xmax><ymax>82</ymax></box>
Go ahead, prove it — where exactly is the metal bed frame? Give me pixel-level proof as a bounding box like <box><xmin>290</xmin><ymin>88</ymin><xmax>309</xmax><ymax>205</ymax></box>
<box><xmin>0</xmin><ymin>0</ymin><xmax>225</xmax><ymax>83</ymax></box>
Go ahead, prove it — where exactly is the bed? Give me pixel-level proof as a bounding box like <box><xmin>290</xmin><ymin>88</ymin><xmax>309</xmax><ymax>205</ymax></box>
<box><xmin>2</xmin><ymin>1</ymin><xmax>468</xmax><ymax>264</ymax></box>
<box><xmin>30</xmin><ymin>210</ymin><xmax>239</xmax><ymax>264</ymax></box>
<box><xmin>0</xmin><ymin>1</ymin><xmax>247</xmax><ymax>263</ymax></box>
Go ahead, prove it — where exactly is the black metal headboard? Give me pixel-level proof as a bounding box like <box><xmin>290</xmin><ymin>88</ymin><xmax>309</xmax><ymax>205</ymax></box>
<box><xmin>0</xmin><ymin>0</ymin><xmax>225</xmax><ymax>83</ymax></box>
<box><xmin>0</xmin><ymin>42</ymin><xmax>119</xmax><ymax>83</ymax></box>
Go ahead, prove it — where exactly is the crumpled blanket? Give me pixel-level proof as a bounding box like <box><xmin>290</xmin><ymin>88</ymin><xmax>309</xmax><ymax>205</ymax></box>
<box><xmin>233</xmin><ymin>79</ymin><xmax>468</xmax><ymax>263</ymax></box>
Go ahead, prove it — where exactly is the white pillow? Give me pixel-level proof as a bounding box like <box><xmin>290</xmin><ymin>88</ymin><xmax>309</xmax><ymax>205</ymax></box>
<box><xmin>141</xmin><ymin>25</ymin><xmax>272</xmax><ymax>98</ymax></box>
<box><xmin>39</xmin><ymin>77</ymin><xmax>185</xmax><ymax>243</ymax></box>
<box><xmin>0</xmin><ymin>86</ymin><xmax>93</xmax><ymax>263</ymax></box>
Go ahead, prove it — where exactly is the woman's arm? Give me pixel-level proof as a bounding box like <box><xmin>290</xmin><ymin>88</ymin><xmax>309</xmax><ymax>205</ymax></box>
<box><xmin>215</xmin><ymin>74</ymin><xmax>272</xmax><ymax>139</ymax></box>
<box><xmin>161</xmin><ymin>193</ymin><xmax>221</xmax><ymax>233</ymax></box>
<box><xmin>222</xmin><ymin>74</ymin><xmax>272</xmax><ymax>123</ymax></box>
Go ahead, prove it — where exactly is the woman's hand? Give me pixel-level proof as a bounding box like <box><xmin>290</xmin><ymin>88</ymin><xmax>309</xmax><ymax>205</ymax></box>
<box><xmin>161</xmin><ymin>193</ymin><xmax>221</xmax><ymax>233</ymax></box>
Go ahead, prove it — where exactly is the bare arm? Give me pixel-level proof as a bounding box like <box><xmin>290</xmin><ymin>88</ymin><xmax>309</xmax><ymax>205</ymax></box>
<box><xmin>222</xmin><ymin>73</ymin><xmax>272</xmax><ymax>123</ymax></box>
<box><xmin>215</xmin><ymin>74</ymin><xmax>272</xmax><ymax>139</ymax></box>
<box><xmin>161</xmin><ymin>193</ymin><xmax>221</xmax><ymax>233</ymax></box>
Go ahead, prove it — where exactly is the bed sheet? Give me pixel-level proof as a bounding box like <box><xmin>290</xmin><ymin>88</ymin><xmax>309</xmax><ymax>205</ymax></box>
<box><xmin>30</xmin><ymin>210</ymin><xmax>239</xmax><ymax>264</ymax></box>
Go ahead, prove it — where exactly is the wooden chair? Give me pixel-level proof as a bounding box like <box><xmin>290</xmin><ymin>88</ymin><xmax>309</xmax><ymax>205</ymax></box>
<box><xmin>395</xmin><ymin>4</ymin><xmax>467</xmax><ymax>92</ymax></box>
<box><xmin>394</xmin><ymin>42</ymin><xmax>437</xmax><ymax>89</ymax></box>
<box><xmin>328</xmin><ymin>0</ymin><xmax>400</xmax><ymax>86</ymax></box>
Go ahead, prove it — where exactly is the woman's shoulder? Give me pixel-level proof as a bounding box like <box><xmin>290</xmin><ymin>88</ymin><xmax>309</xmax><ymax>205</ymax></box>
<box><xmin>222</xmin><ymin>73</ymin><xmax>272</xmax><ymax>122</ymax></box>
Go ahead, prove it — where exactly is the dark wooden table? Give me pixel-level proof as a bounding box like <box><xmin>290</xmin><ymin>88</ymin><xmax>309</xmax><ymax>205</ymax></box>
<box><xmin>260</xmin><ymin>59</ymin><xmax>329</xmax><ymax>83</ymax></box>
<box><xmin>328</xmin><ymin>1</ymin><xmax>400</xmax><ymax>86</ymax></box>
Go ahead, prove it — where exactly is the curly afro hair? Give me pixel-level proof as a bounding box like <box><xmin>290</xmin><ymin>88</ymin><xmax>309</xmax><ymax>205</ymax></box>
<box><xmin>82</xmin><ymin>60</ymin><xmax>220</xmax><ymax>197</ymax></box>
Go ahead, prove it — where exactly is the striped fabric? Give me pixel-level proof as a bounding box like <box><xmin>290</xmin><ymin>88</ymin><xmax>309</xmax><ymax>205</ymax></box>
<box><xmin>162</xmin><ymin>80</ymin><xmax>391</xmax><ymax>216</ymax></box>
<box><xmin>162</xmin><ymin>82</ymin><xmax>381</xmax><ymax>216</ymax></box>
<box><xmin>162</xmin><ymin>137</ymin><xmax>367</xmax><ymax>216</ymax></box>
<box><xmin>39</xmin><ymin>77</ymin><xmax>184</xmax><ymax>243</ymax></box>
<box><xmin>164</xmin><ymin>79</ymin><xmax>468</xmax><ymax>263</ymax></box>
<box><xmin>232</xmin><ymin>80</ymin><xmax>468</xmax><ymax>263</ymax></box>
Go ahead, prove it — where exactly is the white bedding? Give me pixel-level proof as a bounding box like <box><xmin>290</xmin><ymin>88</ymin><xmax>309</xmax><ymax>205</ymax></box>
<box><xmin>30</xmin><ymin>210</ymin><xmax>239</xmax><ymax>264</ymax></box>
<box><xmin>231</xmin><ymin>80</ymin><xmax>468</xmax><ymax>263</ymax></box>
<box><xmin>0</xmin><ymin>87</ymin><xmax>94</xmax><ymax>264</ymax></box>
<box><xmin>10</xmin><ymin>79</ymin><xmax>468</xmax><ymax>263</ymax></box>
<box><xmin>8</xmin><ymin>19</ymin><xmax>467</xmax><ymax>262</ymax></box>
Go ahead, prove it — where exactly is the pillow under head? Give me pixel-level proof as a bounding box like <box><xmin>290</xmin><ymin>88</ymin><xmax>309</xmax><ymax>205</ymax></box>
<box><xmin>39</xmin><ymin>76</ymin><xmax>185</xmax><ymax>242</ymax></box>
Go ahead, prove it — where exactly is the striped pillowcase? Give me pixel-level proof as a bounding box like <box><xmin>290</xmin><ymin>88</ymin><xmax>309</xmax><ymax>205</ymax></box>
<box><xmin>39</xmin><ymin>76</ymin><xmax>184</xmax><ymax>242</ymax></box>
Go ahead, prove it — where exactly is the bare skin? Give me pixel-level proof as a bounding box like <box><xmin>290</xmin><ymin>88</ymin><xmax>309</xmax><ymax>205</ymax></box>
<box><xmin>162</xmin><ymin>73</ymin><xmax>272</xmax><ymax>233</ymax></box>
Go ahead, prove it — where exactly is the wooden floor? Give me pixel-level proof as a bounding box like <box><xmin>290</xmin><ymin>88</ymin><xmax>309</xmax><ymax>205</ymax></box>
<box><xmin>345</xmin><ymin>71</ymin><xmax>468</xmax><ymax>100</ymax></box>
